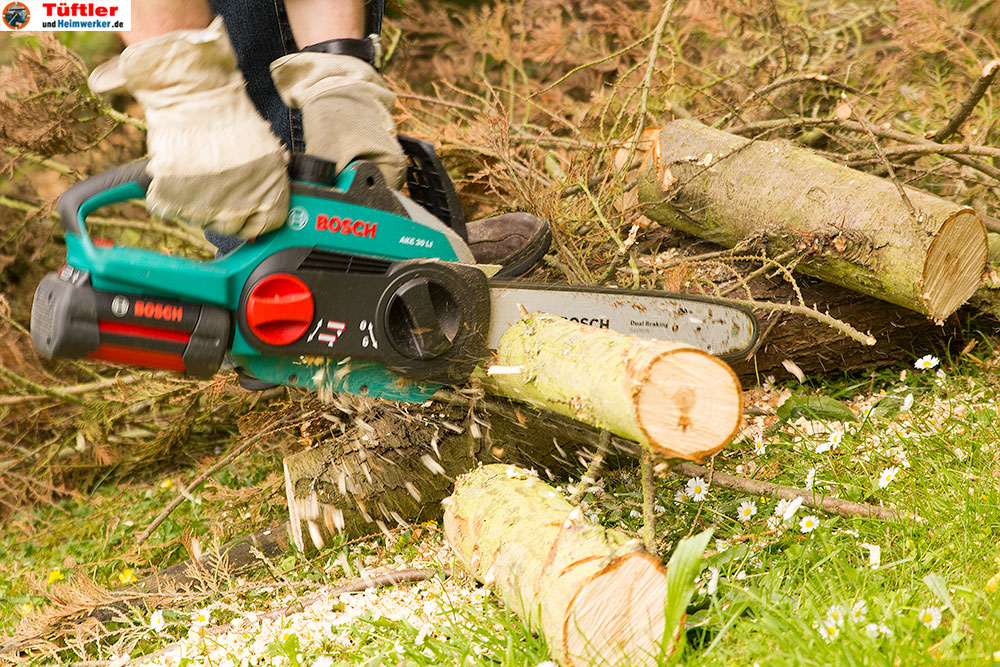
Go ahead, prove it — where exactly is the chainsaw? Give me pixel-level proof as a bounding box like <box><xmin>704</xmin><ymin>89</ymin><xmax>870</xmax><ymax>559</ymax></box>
<box><xmin>30</xmin><ymin>137</ymin><xmax>759</xmax><ymax>403</ymax></box>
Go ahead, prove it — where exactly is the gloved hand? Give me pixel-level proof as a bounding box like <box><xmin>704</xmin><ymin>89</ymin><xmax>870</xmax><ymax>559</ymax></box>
<box><xmin>270</xmin><ymin>52</ymin><xmax>407</xmax><ymax>189</ymax></box>
<box><xmin>116</xmin><ymin>17</ymin><xmax>290</xmax><ymax>238</ymax></box>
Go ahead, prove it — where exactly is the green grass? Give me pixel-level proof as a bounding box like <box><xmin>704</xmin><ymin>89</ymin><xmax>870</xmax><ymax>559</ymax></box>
<box><xmin>7</xmin><ymin>337</ymin><xmax>1000</xmax><ymax>666</ymax></box>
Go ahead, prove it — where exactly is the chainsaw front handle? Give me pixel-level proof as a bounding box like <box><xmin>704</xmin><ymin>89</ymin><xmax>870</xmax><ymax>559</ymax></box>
<box><xmin>57</xmin><ymin>159</ymin><xmax>151</xmax><ymax>240</ymax></box>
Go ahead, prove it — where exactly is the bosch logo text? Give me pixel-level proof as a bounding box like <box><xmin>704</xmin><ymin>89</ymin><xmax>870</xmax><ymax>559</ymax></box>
<box><xmin>568</xmin><ymin>317</ymin><xmax>610</xmax><ymax>328</ymax></box>
<box><xmin>134</xmin><ymin>300</ymin><xmax>183</xmax><ymax>323</ymax></box>
<box><xmin>316</xmin><ymin>214</ymin><xmax>377</xmax><ymax>238</ymax></box>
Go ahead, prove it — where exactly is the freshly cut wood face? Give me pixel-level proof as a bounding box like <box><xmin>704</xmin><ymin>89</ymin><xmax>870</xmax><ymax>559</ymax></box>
<box><xmin>565</xmin><ymin>553</ymin><xmax>670</xmax><ymax>667</ymax></box>
<box><xmin>488</xmin><ymin>313</ymin><xmax>743</xmax><ymax>461</ymax></box>
<box><xmin>923</xmin><ymin>208</ymin><xmax>988</xmax><ymax>321</ymax></box>
<box><xmin>635</xmin><ymin>348</ymin><xmax>742</xmax><ymax>462</ymax></box>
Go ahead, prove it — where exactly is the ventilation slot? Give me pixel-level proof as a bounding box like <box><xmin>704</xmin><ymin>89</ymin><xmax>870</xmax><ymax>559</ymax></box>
<box><xmin>299</xmin><ymin>250</ymin><xmax>391</xmax><ymax>274</ymax></box>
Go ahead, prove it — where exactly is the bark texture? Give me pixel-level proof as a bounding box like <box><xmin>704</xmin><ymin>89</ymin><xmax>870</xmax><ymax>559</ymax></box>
<box><xmin>485</xmin><ymin>313</ymin><xmax>742</xmax><ymax>461</ymax></box>
<box><xmin>639</xmin><ymin>119</ymin><xmax>987</xmax><ymax>321</ymax></box>
<box><xmin>443</xmin><ymin>464</ymin><xmax>674</xmax><ymax>667</ymax></box>
<box><xmin>284</xmin><ymin>397</ymin><xmax>637</xmax><ymax>552</ymax></box>
<box><xmin>726</xmin><ymin>273</ymin><xmax>957</xmax><ymax>382</ymax></box>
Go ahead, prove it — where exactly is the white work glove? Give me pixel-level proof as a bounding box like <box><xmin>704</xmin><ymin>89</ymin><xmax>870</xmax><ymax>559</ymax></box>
<box><xmin>117</xmin><ymin>17</ymin><xmax>289</xmax><ymax>238</ymax></box>
<box><xmin>270</xmin><ymin>52</ymin><xmax>407</xmax><ymax>189</ymax></box>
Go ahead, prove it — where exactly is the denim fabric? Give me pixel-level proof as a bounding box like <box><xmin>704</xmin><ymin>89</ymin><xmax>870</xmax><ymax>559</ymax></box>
<box><xmin>203</xmin><ymin>0</ymin><xmax>384</xmax><ymax>254</ymax></box>
<box><xmin>209</xmin><ymin>0</ymin><xmax>302</xmax><ymax>151</ymax></box>
<box><xmin>202</xmin><ymin>0</ymin><xmax>298</xmax><ymax>254</ymax></box>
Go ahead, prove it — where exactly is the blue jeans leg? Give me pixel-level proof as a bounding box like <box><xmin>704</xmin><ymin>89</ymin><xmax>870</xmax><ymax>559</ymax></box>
<box><xmin>204</xmin><ymin>0</ymin><xmax>304</xmax><ymax>253</ymax></box>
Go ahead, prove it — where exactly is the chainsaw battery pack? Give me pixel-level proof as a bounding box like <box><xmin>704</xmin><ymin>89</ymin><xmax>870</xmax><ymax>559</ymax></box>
<box><xmin>32</xmin><ymin>266</ymin><xmax>231</xmax><ymax>378</ymax></box>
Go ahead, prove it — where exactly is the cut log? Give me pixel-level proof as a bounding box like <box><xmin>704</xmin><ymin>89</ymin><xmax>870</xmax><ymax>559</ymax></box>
<box><xmin>443</xmin><ymin>464</ymin><xmax>693</xmax><ymax>667</ymax></box>
<box><xmin>726</xmin><ymin>272</ymin><xmax>958</xmax><ymax>382</ymax></box>
<box><xmin>638</xmin><ymin>119</ymin><xmax>988</xmax><ymax>321</ymax></box>
<box><xmin>284</xmin><ymin>397</ymin><xmax>640</xmax><ymax>552</ymax></box>
<box><xmin>485</xmin><ymin>313</ymin><xmax>742</xmax><ymax>461</ymax></box>
<box><xmin>287</xmin><ymin>314</ymin><xmax>742</xmax><ymax>551</ymax></box>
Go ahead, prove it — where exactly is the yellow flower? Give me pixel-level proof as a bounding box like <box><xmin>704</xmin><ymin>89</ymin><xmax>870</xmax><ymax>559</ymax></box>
<box><xmin>159</xmin><ymin>478</ymin><xmax>173</xmax><ymax>490</ymax></box>
<box><xmin>17</xmin><ymin>603</ymin><xmax>31</xmax><ymax>615</ymax></box>
<box><xmin>118</xmin><ymin>568</ymin><xmax>137</xmax><ymax>585</ymax></box>
<box><xmin>47</xmin><ymin>569</ymin><xmax>64</xmax><ymax>585</ymax></box>
<box><xmin>987</xmin><ymin>572</ymin><xmax>1000</xmax><ymax>593</ymax></box>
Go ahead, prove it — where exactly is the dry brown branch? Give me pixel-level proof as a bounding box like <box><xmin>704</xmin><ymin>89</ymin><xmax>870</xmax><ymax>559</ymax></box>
<box><xmin>930</xmin><ymin>59</ymin><xmax>1000</xmax><ymax>143</ymax></box>
<box><xmin>730</xmin><ymin>116</ymin><xmax>1000</xmax><ymax>184</ymax></box>
<box><xmin>0</xmin><ymin>374</ymin><xmax>158</xmax><ymax>406</ymax></box>
<box><xmin>135</xmin><ymin>417</ymin><xmax>299</xmax><ymax>546</ymax></box>
<box><xmin>719</xmin><ymin>74</ymin><xmax>868</xmax><ymax>128</ymax></box>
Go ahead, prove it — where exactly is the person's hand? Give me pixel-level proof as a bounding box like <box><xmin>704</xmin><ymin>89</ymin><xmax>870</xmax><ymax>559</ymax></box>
<box><xmin>270</xmin><ymin>52</ymin><xmax>407</xmax><ymax>189</ymax></box>
<box><xmin>116</xmin><ymin>17</ymin><xmax>290</xmax><ymax>238</ymax></box>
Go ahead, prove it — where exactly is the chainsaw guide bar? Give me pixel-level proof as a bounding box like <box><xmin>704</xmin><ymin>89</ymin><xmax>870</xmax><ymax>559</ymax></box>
<box><xmin>30</xmin><ymin>147</ymin><xmax>760</xmax><ymax>403</ymax></box>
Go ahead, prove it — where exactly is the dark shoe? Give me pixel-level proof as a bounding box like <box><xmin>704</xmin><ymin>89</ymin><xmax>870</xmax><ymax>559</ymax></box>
<box><xmin>465</xmin><ymin>212</ymin><xmax>551</xmax><ymax>278</ymax></box>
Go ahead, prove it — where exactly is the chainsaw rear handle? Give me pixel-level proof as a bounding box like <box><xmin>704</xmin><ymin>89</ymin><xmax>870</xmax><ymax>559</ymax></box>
<box><xmin>58</xmin><ymin>159</ymin><xmax>151</xmax><ymax>240</ymax></box>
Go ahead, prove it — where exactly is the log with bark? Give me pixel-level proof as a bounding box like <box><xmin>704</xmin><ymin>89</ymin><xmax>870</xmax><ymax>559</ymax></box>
<box><xmin>637</xmin><ymin>119</ymin><xmax>988</xmax><ymax>322</ymax></box>
<box><xmin>484</xmin><ymin>313</ymin><xmax>742</xmax><ymax>461</ymax></box>
<box><xmin>285</xmin><ymin>314</ymin><xmax>743</xmax><ymax>552</ymax></box>
<box><xmin>284</xmin><ymin>394</ymin><xmax>642</xmax><ymax>552</ymax></box>
<box><xmin>725</xmin><ymin>272</ymin><xmax>959</xmax><ymax>382</ymax></box>
<box><xmin>443</xmin><ymin>464</ymin><xmax>707</xmax><ymax>667</ymax></box>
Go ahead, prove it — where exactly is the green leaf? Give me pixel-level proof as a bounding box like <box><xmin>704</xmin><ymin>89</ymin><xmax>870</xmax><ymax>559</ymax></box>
<box><xmin>869</xmin><ymin>395</ymin><xmax>905</xmax><ymax>420</ymax></box>
<box><xmin>923</xmin><ymin>572</ymin><xmax>957</xmax><ymax>618</ymax></box>
<box><xmin>776</xmin><ymin>395</ymin><xmax>857</xmax><ymax>423</ymax></box>
<box><xmin>659</xmin><ymin>529</ymin><xmax>713</xmax><ymax>661</ymax></box>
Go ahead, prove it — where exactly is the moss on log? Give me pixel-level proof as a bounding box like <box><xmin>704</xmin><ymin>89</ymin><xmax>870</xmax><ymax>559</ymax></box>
<box><xmin>485</xmin><ymin>313</ymin><xmax>742</xmax><ymax>461</ymax></box>
<box><xmin>638</xmin><ymin>119</ymin><xmax>987</xmax><ymax>321</ymax></box>
<box><xmin>443</xmin><ymin>464</ymin><xmax>676</xmax><ymax>667</ymax></box>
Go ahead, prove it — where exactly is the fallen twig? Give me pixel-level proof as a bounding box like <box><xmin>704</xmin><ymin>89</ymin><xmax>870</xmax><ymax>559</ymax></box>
<box><xmin>930</xmin><ymin>59</ymin><xmax>1000</xmax><ymax>143</ymax></box>
<box><xmin>135</xmin><ymin>417</ymin><xmax>298</xmax><ymax>546</ymax></box>
<box><xmin>669</xmin><ymin>462</ymin><xmax>909</xmax><ymax>522</ymax></box>
<box><xmin>0</xmin><ymin>373</ymin><xmax>159</xmax><ymax>406</ymax></box>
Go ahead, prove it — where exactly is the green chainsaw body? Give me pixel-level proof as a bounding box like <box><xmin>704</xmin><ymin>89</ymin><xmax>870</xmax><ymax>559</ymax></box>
<box><xmin>34</xmin><ymin>152</ymin><xmax>481</xmax><ymax>402</ymax></box>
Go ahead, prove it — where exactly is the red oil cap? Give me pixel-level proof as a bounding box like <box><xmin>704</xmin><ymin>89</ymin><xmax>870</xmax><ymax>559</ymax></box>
<box><xmin>245</xmin><ymin>273</ymin><xmax>315</xmax><ymax>346</ymax></box>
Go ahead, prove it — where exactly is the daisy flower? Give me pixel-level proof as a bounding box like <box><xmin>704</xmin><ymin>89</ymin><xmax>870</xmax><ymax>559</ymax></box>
<box><xmin>804</xmin><ymin>468</ymin><xmax>817</xmax><ymax>490</ymax></box>
<box><xmin>149</xmin><ymin>609</ymin><xmax>166</xmax><ymax>633</ymax></box>
<box><xmin>774</xmin><ymin>498</ymin><xmax>791</xmax><ymax>516</ymax></box>
<box><xmin>686</xmin><ymin>476</ymin><xmax>709</xmax><ymax>502</ymax></box>
<box><xmin>706</xmin><ymin>566</ymin><xmax>720</xmax><ymax>595</ymax></box>
<box><xmin>826</xmin><ymin>604</ymin><xmax>846</xmax><ymax>628</ymax></box>
<box><xmin>800</xmin><ymin>515</ymin><xmax>819</xmax><ymax>533</ymax></box>
<box><xmin>851</xmin><ymin>600</ymin><xmax>867</xmax><ymax>624</ymax></box>
<box><xmin>818</xmin><ymin>618</ymin><xmax>840</xmax><ymax>642</ymax></box>
<box><xmin>766</xmin><ymin>516</ymin><xmax>783</xmax><ymax>531</ymax></box>
<box><xmin>753</xmin><ymin>435</ymin><xmax>766</xmax><ymax>456</ymax></box>
<box><xmin>877</xmin><ymin>466</ymin><xmax>899</xmax><ymax>489</ymax></box>
<box><xmin>737</xmin><ymin>500</ymin><xmax>758</xmax><ymax>522</ymax></box>
<box><xmin>914</xmin><ymin>355</ymin><xmax>939</xmax><ymax>370</ymax></box>
<box><xmin>782</xmin><ymin>496</ymin><xmax>804</xmax><ymax>520</ymax></box>
<box><xmin>864</xmin><ymin>622</ymin><xmax>892</xmax><ymax>638</ymax></box>
<box><xmin>919</xmin><ymin>606</ymin><xmax>942</xmax><ymax>629</ymax></box>
<box><xmin>191</xmin><ymin>608</ymin><xmax>212</xmax><ymax>629</ymax></box>
<box><xmin>816</xmin><ymin>431</ymin><xmax>843</xmax><ymax>454</ymax></box>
